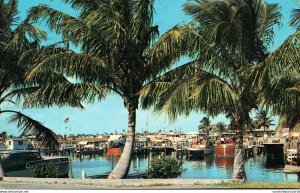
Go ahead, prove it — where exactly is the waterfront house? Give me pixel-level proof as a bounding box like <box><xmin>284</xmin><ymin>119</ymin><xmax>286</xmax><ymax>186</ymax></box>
<box><xmin>6</xmin><ymin>138</ymin><xmax>31</xmax><ymax>150</ymax></box>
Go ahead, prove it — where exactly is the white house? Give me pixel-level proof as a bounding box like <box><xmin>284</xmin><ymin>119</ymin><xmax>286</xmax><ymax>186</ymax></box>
<box><xmin>6</xmin><ymin>138</ymin><xmax>30</xmax><ymax>150</ymax></box>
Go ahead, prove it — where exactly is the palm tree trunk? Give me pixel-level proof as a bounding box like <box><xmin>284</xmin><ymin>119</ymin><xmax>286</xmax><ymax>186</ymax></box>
<box><xmin>0</xmin><ymin>162</ymin><xmax>4</xmax><ymax>179</ymax></box>
<box><xmin>232</xmin><ymin>136</ymin><xmax>247</xmax><ymax>181</ymax></box>
<box><xmin>108</xmin><ymin>101</ymin><xmax>136</xmax><ymax>179</ymax></box>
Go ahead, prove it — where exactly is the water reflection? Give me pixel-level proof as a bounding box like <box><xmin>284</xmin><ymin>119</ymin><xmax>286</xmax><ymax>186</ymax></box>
<box><xmin>70</xmin><ymin>154</ymin><xmax>300</xmax><ymax>182</ymax></box>
<box><xmin>215</xmin><ymin>157</ymin><xmax>234</xmax><ymax>169</ymax></box>
<box><xmin>265</xmin><ymin>155</ymin><xmax>285</xmax><ymax>169</ymax></box>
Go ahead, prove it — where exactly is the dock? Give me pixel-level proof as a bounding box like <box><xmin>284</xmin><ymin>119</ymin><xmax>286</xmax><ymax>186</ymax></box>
<box><xmin>283</xmin><ymin>165</ymin><xmax>300</xmax><ymax>173</ymax></box>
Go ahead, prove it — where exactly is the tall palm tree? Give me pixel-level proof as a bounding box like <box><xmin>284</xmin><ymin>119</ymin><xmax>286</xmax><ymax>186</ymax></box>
<box><xmin>141</xmin><ymin>0</ymin><xmax>282</xmax><ymax>181</ymax></box>
<box><xmin>254</xmin><ymin>108</ymin><xmax>274</xmax><ymax>132</ymax></box>
<box><xmin>25</xmin><ymin>0</ymin><xmax>191</xmax><ymax>179</ymax></box>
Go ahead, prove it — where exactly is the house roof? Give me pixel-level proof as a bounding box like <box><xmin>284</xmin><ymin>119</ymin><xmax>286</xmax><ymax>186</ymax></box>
<box><xmin>58</xmin><ymin>137</ymin><xmax>109</xmax><ymax>143</ymax></box>
<box><xmin>7</xmin><ymin>138</ymin><xmax>28</xmax><ymax>141</ymax></box>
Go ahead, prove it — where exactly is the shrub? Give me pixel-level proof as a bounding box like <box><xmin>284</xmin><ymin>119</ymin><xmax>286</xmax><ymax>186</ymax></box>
<box><xmin>146</xmin><ymin>156</ymin><xmax>187</xmax><ymax>178</ymax></box>
<box><xmin>31</xmin><ymin>162</ymin><xmax>60</xmax><ymax>178</ymax></box>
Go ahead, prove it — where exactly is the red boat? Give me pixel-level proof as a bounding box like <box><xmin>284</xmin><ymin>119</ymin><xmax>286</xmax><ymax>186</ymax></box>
<box><xmin>214</xmin><ymin>144</ymin><xmax>235</xmax><ymax>157</ymax></box>
<box><xmin>106</xmin><ymin>147</ymin><xmax>121</xmax><ymax>155</ymax></box>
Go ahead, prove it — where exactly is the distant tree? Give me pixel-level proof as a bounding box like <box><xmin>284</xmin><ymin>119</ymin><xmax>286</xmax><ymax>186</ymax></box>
<box><xmin>215</xmin><ymin>122</ymin><xmax>227</xmax><ymax>133</ymax></box>
<box><xmin>254</xmin><ymin>108</ymin><xmax>274</xmax><ymax>132</ymax></box>
<box><xmin>0</xmin><ymin>132</ymin><xmax>7</xmax><ymax>141</ymax></box>
<box><xmin>198</xmin><ymin>117</ymin><xmax>212</xmax><ymax>135</ymax></box>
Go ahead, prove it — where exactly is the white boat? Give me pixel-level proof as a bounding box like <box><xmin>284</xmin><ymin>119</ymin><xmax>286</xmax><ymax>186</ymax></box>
<box><xmin>187</xmin><ymin>141</ymin><xmax>214</xmax><ymax>158</ymax></box>
<box><xmin>286</xmin><ymin>149</ymin><xmax>298</xmax><ymax>165</ymax></box>
<box><xmin>0</xmin><ymin>150</ymin><xmax>70</xmax><ymax>178</ymax></box>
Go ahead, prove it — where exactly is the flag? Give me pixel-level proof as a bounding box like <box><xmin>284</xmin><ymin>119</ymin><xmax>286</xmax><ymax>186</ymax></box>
<box><xmin>64</xmin><ymin>118</ymin><xmax>69</xmax><ymax>123</ymax></box>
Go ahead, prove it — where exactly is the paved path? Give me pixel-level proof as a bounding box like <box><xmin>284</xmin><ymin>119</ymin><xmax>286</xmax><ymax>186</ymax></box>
<box><xmin>0</xmin><ymin>177</ymin><xmax>230</xmax><ymax>190</ymax></box>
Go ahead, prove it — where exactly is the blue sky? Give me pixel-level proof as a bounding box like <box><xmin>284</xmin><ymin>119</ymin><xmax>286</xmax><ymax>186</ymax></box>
<box><xmin>1</xmin><ymin>0</ymin><xmax>299</xmax><ymax>136</ymax></box>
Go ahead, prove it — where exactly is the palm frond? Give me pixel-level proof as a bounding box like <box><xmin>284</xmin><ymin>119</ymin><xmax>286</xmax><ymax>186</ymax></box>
<box><xmin>260</xmin><ymin>31</ymin><xmax>300</xmax><ymax>79</ymax></box>
<box><xmin>12</xmin><ymin>83</ymin><xmax>109</xmax><ymax>109</ymax></box>
<box><xmin>7</xmin><ymin>0</ymin><xmax>19</xmax><ymax>23</ymax></box>
<box><xmin>25</xmin><ymin>52</ymin><xmax>112</xmax><ymax>84</ymax></box>
<box><xmin>5</xmin><ymin>19</ymin><xmax>46</xmax><ymax>52</ymax></box>
<box><xmin>2</xmin><ymin>110</ymin><xmax>59</xmax><ymax>147</ymax></box>
<box><xmin>290</xmin><ymin>8</ymin><xmax>300</xmax><ymax>28</ymax></box>
<box><xmin>62</xmin><ymin>0</ymin><xmax>101</xmax><ymax>11</ymax></box>
<box><xmin>146</xmin><ymin>23</ymin><xmax>205</xmax><ymax>80</ymax></box>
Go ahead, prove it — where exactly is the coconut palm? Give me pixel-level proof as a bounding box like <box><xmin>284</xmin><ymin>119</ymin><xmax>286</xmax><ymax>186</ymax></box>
<box><xmin>25</xmin><ymin>0</ymin><xmax>192</xmax><ymax>179</ymax></box>
<box><xmin>254</xmin><ymin>108</ymin><xmax>274</xmax><ymax>132</ymax></box>
<box><xmin>141</xmin><ymin>0</ymin><xmax>282</xmax><ymax>181</ymax></box>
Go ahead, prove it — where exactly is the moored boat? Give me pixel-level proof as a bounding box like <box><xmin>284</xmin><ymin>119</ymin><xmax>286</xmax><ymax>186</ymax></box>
<box><xmin>0</xmin><ymin>150</ymin><xmax>69</xmax><ymax>177</ymax></box>
<box><xmin>187</xmin><ymin>140</ymin><xmax>214</xmax><ymax>158</ymax></box>
<box><xmin>214</xmin><ymin>144</ymin><xmax>235</xmax><ymax>157</ymax></box>
<box><xmin>186</xmin><ymin>147</ymin><xmax>204</xmax><ymax>158</ymax></box>
<box><xmin>263</xmin><ymin>142</ymin><xmax>285</xmax><ymax>168</ymax></box>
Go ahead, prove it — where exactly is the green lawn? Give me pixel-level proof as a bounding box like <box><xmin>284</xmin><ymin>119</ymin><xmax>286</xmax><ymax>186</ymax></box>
<box><xmin>215</xmin><ymin>181</ymin><xmax>300</xmax><ymax>189</ymax></box>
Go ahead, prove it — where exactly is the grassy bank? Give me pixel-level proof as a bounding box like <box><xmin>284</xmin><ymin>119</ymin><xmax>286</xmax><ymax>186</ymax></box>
<box><xmin>214</xmin><ymin>181</ymin><xmax>300</xmax><ymax>189</ymax></box>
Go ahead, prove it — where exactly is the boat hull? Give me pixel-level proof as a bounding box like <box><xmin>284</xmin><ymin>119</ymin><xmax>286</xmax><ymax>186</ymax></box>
<box><xmin>263</xmin><ymin>143</ymin><xmax>285</xmax><ymax>168</ymax></box>
<box><xmin>186</xmin><ymin>148</ymin><xmax>204</xmax><ymax>158</ymax></box>
<box><xmin>186</xmin><ymin>147</ymin><xmax>214</xmax><ymax>158</ymax></box>
<box><xmin>263</xmin><ymin>143</ymin><xmax>284</xmax><ymax>155</ymax></box>
<box><xmin>214</xmin><ymin>144</ymin><xmax>235</xmax><ymax>157</ymax></box>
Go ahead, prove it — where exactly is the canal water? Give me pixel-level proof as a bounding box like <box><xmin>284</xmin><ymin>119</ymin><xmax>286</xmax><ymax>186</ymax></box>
<box><xmin>69</xmin><ymin>154</ymin><xmax>300</xmax><ymax>182</ymax></box>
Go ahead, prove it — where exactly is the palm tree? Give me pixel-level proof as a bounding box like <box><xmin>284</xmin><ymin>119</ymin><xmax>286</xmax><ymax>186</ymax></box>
<box><xmin>198</xmin><ymin>117</ymin><xmax>211</xmax><ymax>134</ymax></box>
<box><xmin>25</xmin><ymin>0</ymin><xmax>190</xmax><ymax>179</ymax></box>
<box><xmin>254</xmin><ymin>108</ymin><xmax>274</xmax><ymax>132</ymax></box>
<box><xmin>141</xmin><ymin>0</ymin><xmax>282</xmax><ymax>181</ymax></box>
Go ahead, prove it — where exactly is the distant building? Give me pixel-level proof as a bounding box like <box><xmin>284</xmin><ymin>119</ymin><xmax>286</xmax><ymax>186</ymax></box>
<box><xmin>0</xmin><ymin>142</ymin><xmax>6</xmax><ymax>150</ymax></box>
<box><xmin>6</xmin><ymin>138</ymin><xmax>30</xmax><ymax>150</ymax></box>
